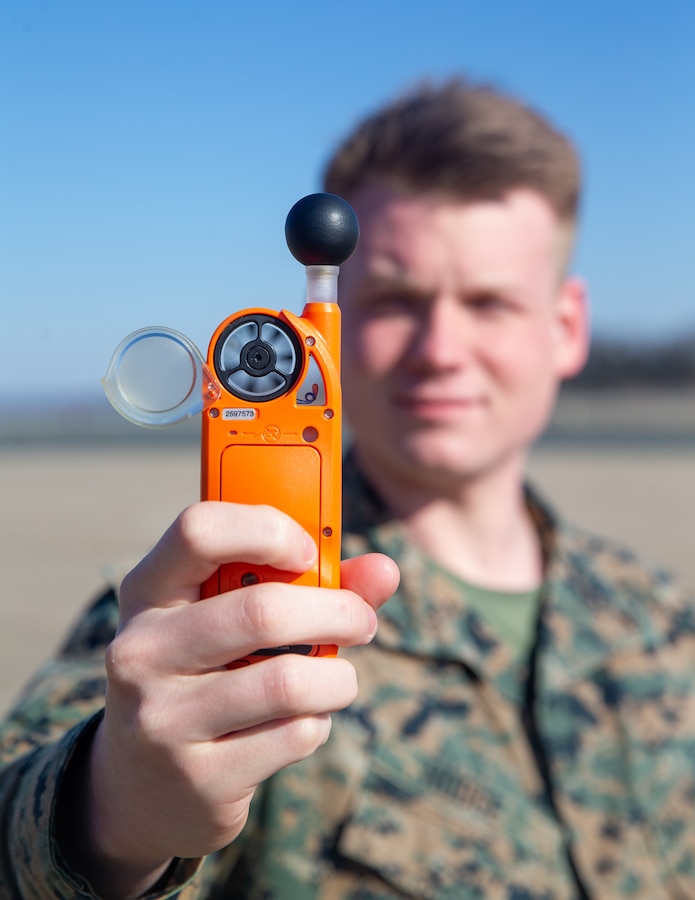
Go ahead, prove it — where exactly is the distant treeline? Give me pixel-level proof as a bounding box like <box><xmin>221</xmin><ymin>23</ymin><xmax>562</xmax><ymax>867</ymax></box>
<box><xmin>568</xmin><ymin>332</ymin><xmax>695</xmax><ymax>389</ymax></box>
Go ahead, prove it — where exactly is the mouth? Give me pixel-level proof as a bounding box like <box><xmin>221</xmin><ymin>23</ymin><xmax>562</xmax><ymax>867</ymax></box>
<box><xmin>393</xmin><ymin>393</ymin><xmax>486</xmax><ymax>419</ymax></box>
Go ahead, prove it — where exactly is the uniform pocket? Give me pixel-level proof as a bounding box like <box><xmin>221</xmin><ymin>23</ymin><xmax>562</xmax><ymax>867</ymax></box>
<box><xmin>323</xmin><ymin>740</ymin><xmax>576</xmax><ymax>900</ymax></box>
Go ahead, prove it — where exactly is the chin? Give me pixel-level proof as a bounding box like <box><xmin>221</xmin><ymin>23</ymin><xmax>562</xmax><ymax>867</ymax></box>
<box><xmin>395</xmin><ymin>434</ymin><xmax>481</xmax><ymax>481</ymax></box>
<box><xmin>402</xmin><ymin>427</ymin><xmax>530</xmax><ymax>483</ymax></box>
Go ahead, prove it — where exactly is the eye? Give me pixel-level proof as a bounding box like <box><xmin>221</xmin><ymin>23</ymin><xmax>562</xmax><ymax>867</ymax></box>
<box><xmin>361</xmin><ymin>290</ymin><xmax>419</xmax><ymax>317</ymax></box>
<box><xmin>467</xmin><ymin>292</ymin><xmax>512</xmax><ymax>314</ymax></box>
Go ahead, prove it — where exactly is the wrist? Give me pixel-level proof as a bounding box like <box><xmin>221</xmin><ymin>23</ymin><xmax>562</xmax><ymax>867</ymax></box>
<box><xmin>56</xmin><ymin>718</ymin><xmax>173</xmax><ymax>899</ymax></box>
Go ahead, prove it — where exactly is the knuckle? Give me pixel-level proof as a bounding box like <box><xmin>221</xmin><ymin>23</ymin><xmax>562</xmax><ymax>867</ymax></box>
<box><xmin>283</xmin><ymin>714</ymin><xmax>333</xmax><ymax>758</ymax></box>
<box><xmin>104</xmin><ymin>632</ymin><xmax>142</xmax><ymax>687</ymax></box>
<box><xmin>263</xmin><ymin>657</ymin><xmax>312</xmax><ymax>713</ymax></box>
<box><xmin>172</xmin><ymin>503</ymin><xmax>210</xmax><ymax>555</ymax></box>
<box><xmin>255</xmin><ymin>506</ymin><xmax>295</xmax><ymax>555</ymax></box>
<box><xmin>104</xmin><ymin>624</ymin><xmax>158</xmax><ymax>694</ymax></box>
<box><xmin>236</xmin><ymin>583</ymin><xmax>285</xmax><ymax>644</ymax></box>
<box><xmin>335</xmin><ymin>590</ymin><xmax>369</xmax><ymax>641</ymax></box>
<box><xmin>104</xmin><ymin>636</ymin><xmax>172</xmax><ymax>745</ymax></box>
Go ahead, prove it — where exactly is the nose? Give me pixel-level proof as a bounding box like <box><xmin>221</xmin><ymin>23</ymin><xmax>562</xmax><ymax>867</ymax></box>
<box><xmin>407</xmin><ymin>296</ymin><xmax>466</xmax><ymax>372</ymax></box>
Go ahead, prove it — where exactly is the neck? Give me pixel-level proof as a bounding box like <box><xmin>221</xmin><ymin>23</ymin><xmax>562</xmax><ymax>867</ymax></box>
<box><xmin>355</xmin><ymin>448</ymin><xmax>543</xmax><ymax>592</ymax></box>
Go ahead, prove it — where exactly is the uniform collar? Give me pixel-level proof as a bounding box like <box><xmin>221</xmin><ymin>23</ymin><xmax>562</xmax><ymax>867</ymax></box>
<box><xmin>342</xmin><ymin>452</ymin><xmax>687</xmax><ymax>698</ymax></box>
<box><xmin>536</xmin><ymin>511</ymin><xmax>691</xmax><ymax>692</ymax></box>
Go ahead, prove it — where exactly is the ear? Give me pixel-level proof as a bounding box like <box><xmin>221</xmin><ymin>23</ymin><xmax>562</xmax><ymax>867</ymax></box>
<box><xmin>553</xmin><ymin>276</ymin><xmax>590</xmax><ymax>380</ymax></box>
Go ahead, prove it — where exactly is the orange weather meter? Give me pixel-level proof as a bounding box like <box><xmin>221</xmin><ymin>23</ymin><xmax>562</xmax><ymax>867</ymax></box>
<box><xmin>102</xmin><ymin>194</ymin><xmax>360</xmax><ymax>666</ymax></box>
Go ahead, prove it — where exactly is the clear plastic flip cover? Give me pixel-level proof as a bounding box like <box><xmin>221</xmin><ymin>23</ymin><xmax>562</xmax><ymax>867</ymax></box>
<box><xmin>102</xmin><ymin>327</ymin><xmax>208</xmax><ymax>427</ymax></box>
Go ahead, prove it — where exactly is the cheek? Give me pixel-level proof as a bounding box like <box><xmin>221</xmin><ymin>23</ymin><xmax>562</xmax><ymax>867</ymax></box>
<box><xmin>498</xmin><ymin>319</ymin><xmax>555</xmax><ymax>372</ymax></box>
<box><xmin>484</xmin><ymin>325</ymin><xmax>558</xmax><ymax>395</ymax></box>
<box><xmin>343</xmin><ymin>316</ymin><xmax>414</xmax><ymax>378</ymax></box>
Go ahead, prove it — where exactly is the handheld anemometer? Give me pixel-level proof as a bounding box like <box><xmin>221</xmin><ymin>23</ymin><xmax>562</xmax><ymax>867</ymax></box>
<box><xmin>103</xmin><ymin>193</ymin><xmax>360</xmax><ymax>665</ymax></box>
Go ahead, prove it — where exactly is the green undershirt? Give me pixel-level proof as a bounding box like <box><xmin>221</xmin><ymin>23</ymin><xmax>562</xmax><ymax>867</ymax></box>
<box><xmin>432</xmin><ymin>562</ymin><xmax>542</xmax><ymax>664</ymax></box>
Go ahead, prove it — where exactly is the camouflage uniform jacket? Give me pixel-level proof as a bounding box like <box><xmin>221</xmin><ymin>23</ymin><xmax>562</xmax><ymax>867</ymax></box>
<box><xmin>1</xmin><ymin>454</ymin><xmax>695</xmax><ymax>898</ymax></box>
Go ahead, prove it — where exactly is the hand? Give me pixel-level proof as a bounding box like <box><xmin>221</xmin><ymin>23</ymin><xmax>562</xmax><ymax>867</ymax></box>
<box><xmin>72</xmin><ymin>502</ymin><xmax>398</xmax><ymax>898</ymax></box>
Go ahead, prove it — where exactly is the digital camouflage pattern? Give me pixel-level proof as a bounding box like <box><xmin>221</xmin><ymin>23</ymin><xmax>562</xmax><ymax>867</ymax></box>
<box><xmin>1</xmin><ymin>453</ymin><xmax>695</xmax><ymax>898</ymax></box>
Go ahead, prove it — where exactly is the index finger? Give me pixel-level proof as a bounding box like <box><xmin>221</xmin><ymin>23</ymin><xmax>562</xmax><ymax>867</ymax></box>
<box><xmin>120</xmin><ymin>501</ymin><xmax>317</xmax><ymax>611</ymax></box>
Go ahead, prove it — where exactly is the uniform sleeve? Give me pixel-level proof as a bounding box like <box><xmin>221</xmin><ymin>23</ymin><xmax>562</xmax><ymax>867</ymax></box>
<box><xmin>0</xmin><ymin>589</ymin><xmax>202</xmax><ymax>898</ymax></box>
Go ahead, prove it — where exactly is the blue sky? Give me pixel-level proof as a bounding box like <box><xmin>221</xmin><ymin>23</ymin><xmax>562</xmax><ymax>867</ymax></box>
<box><xmin>2</xmin><ymin>1</ymin><xmax>693</xmax><ymax>399</ymax></box>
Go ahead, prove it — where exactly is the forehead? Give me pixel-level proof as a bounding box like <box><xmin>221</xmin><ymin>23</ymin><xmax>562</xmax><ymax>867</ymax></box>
<box><xmin>342</xmin><ymin>184</ymin><xmax>566</xmax><ymax>289</ymax></box>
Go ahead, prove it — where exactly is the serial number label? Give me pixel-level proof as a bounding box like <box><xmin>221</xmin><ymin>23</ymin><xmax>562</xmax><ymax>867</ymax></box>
<box><xmin>223</xmin><ymin>408</ymin><xmax>258</xmax><ymax>420</ymax></box>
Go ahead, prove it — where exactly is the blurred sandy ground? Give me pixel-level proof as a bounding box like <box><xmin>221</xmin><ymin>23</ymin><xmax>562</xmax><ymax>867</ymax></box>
<box><xmin>1</xmin><ymin>397</ymin><xmax>694</xmax><ymax>714</ymax></box>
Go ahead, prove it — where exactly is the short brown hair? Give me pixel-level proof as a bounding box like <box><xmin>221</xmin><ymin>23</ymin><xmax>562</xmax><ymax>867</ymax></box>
<box><xmin>323</xmin><ymin>79</ymin><xmax>581</xmax><ymax>224</ymax></box>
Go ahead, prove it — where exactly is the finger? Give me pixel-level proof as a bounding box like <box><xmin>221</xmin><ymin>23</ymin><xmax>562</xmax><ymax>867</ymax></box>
<box><xmin>180</xmin><ymin>713</ymin><xmax>335</xmax><ymax>821</ymax></box>
<box><xmin>213</xmin><ymin>713</ymin><xmax>334</xmax><ymax>789</ymax></box>
<box><xmin>128</xmin><ymin>581</ymin><xmax>379</xmax><ymax>672</ymax></box>
<box><xmin>172</xmin><ymin>656</ymin><xmax>359</xmax><ymax>741</ymax></box>
<box><xmin>340</xmin><ymin>553</ymin><xmax>400</xmax><ymax>611</ymax></box>
<box><xmin>120</xmin><ymin>502</ymin><xmax>317</xmax><ymax>610</ymax></box>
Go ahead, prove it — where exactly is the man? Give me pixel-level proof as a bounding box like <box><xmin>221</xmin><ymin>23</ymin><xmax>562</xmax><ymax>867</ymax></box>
<box><xmin>2</xmin><ymin>79</ymin><xmax>694</xmax><ymax>899</ymax></box>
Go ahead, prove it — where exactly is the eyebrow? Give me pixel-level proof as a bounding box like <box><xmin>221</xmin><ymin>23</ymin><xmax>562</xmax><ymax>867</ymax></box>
<box><xmin>355</xmin><ymin>261</ymin><xmax>434</xmax><ymax>296</ymax></box>
<box><xmin>353</xmin><ymin>251</ymin><xmax>529</xmax><ymax>301</ymax></box>
<box><xmin>354</xmin><ymin>276</ymin><xmax>435</xmax><ymax>309</ymax></box>
<box><xmin>356</xmin><ymin>269</ymin><xmax>522</xmax><ymax>302</ymax></box>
